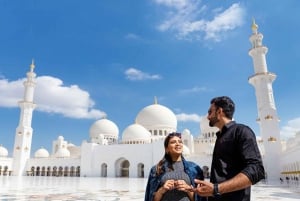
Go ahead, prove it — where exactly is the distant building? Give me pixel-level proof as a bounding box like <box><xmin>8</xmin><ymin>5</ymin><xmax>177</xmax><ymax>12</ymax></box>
<box><xmin>0</xmin><ymin>21</ymin><xmax>299</xmax><ymax>182</ymax></box>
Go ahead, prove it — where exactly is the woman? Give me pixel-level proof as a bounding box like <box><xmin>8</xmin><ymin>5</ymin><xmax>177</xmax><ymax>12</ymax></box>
<box><xmin>145</xmin><ymin>132</ymin><xmax>205</xmax><ymax>201</ymax></box>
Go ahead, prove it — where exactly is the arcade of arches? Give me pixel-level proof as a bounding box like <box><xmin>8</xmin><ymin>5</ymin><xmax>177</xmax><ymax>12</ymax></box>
<box><xmin>25</xmin><ymin>160</ymin><xmax>145</xmax><ymax>178</ymax></box>
<box><xmin>26</xmin><ymin>166</ymin><xmax>81</xmax><ymax>177</ymax></box>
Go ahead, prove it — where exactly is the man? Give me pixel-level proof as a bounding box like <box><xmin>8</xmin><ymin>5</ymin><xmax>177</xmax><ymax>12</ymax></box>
<box><xmin>193</xmin><ymin>96</ymin><xmax>265</xmax><ymax>201</ymax></box>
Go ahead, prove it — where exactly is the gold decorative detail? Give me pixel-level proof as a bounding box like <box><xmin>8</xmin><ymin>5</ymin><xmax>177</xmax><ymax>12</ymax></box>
<box><xmin>265</xmin><ymin>115</ymin><xmax>273</xmax><ymax>120</ymax></box>
<box><xmin>30</xmin><ymin>59</ymin><xmax>35</xmax><ymax>72</ymax></box>
<box><xmin>16</xmin><ymin>146</ymin><xmax>20</xmax><ymax>150</ymax></box>
<box><xmin>18</xmin><ymin>131</ymin><xmax>22</xmax><ymax>135</ymax></box>
<box><xmin>24</xmin><ymin>147</ymin><xmax>29</xmax><ymax>151</ymax></box>
<box><xmin>281</xmin><ymin>171</ymin><xmax>300</xmax><ymax>174</ymax></box>
<box><xmin>268</xmin><ymin>136</ymin><xmax>277</xmax><ymax>142</ymax></box>
<box><xmin>251</xmin><ymin>18</ymin><xmax>258</xmax><ymax>34</ymax></box>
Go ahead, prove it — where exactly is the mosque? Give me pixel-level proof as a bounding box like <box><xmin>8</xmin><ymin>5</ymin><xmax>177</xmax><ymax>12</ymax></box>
<box><xmin>0</xmin><ymin>21</ymin><xmax>299</xmax><ymax>183</ymax></box>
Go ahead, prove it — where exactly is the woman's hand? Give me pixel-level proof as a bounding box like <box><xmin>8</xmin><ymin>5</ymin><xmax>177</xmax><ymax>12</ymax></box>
<box><xmin>163</xmin><ymin>179</ymin><xmax>175</xmax><ymax>190</ymax></box>
<box><xmin>153</xmin><ymin>180</ymin><xmax>175</xmax><ymax>201</ymax></box>
<box><xmin>175</xmin><ymin>180</ymin><xmax>193</xmax><ymax>192</ymax></box>
<box><xmin>175</xmin><ymin>180</ymin><xmax>195</xmax><ymax>201</ymax></box>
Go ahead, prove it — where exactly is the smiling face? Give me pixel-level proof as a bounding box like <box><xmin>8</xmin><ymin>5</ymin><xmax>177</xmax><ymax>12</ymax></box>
<box><xmin>165</xmin><ymin>135</ymin><xmax>183</xmax><ymax>161</ymax></box>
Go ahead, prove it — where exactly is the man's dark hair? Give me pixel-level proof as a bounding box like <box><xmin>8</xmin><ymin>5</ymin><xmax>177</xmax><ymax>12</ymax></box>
<box><xmin>210</xmin><ymin>96</ymin><xmax>235</xmax><ymax>119</ymax></box>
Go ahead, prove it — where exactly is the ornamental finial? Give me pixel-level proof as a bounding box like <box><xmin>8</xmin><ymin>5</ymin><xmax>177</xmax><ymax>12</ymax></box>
<box><xmin>30</xmin><ymin>59</ymin><xmax>35</xmax><ymax>72</ymax></box>
<box><xmin>251</xmin><ymin>18</ymin><xmax>258</xmax><ymax>34</ymax></box>
<box><xmin>154</xmin><ymin>96</ymin><xmax>158</xmax><ymax>104</ymax></box>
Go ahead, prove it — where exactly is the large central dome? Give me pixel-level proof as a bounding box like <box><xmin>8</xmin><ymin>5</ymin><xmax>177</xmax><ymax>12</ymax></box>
<box><xmin>135</xmin><ymin>101</ymin><xmax>177</xmax><ymax>135</ymax></box>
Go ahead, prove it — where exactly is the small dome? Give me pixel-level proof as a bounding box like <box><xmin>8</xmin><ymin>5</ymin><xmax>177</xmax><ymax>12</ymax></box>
<box><xmin>200</xmin><ymin>116</ymin><xmax>218</xmax><ymax>134</ymax></box>
<box><xmin>34</xmin><ymin>148</ymin><xmax>49</xmax><ymax>158</ymax></box>
<box><xmin>55</xmin><ymin>148</ymin><xmax>70</xmax><ymax>158</ymax></box>
<box><xmin>182</xmin><ymin>144</ymin><xmax>190</xmax><ymax>156</ymax></box>
<box><xmin>67</xmin><ymin>145</ymin><xmax>81</xmax><ymax>157</ymax></box>
<box><xmin>67</xmin><ymin>143</ymin><xmax>75</xmax><ymax>147</ymax></box>
<box><xmin>89</xmin><ymin>118</ymin><xmax>119</xmax><ymax>139</ymax></box>
<box><xmin>136</xmin><ymin>103</ymin><xmax>177</xmax><ymax>130</ymax></box>
<box><xmin>122</xmin><ymin>123</ymin><xmax>151</xmax><ymax>143</ymax></box>
<box><xmin>182</xmin><ymin>129</ymin><xmax>191</xmax><ymax>136</ymax></box>
<box><xmin>58</xmin><ymin>136</ymin><xmax>64</xmax><ymax>141</ymax></box>
<box><xmin>0</xmin><ymin>145</ymin><xmax>8</xmax><ymax>157</ymax></box>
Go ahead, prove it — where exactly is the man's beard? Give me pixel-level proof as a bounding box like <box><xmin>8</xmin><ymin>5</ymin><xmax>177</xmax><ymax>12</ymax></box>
<box><xmin>209</xmin><ymin>116</ymin><xmax>219</xmax><ymax>127</ymax></box>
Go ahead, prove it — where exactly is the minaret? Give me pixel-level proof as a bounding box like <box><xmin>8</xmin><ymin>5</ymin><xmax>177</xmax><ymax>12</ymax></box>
<box><xmin>248</xmin><ymin>20</ymin><xmax>282</xmax><ymax>182</ymax></box>
<box><xmin>12</xmin><ymin>61</ymin><xmax>37</xmax><ymax>176</ymax></box>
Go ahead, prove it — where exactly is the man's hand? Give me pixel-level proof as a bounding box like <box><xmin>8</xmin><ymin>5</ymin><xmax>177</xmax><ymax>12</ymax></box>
<box><xmin>192</xmin><ymin>179</ymin><xmax>214</xmax><ymax>197</ymax></box>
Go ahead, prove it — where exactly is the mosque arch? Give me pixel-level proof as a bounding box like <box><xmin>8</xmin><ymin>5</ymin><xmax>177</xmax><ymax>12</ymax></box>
<box><xmin>58</xmin><ymin>166</ymin><xmax>63</xmax><ymax>176</ymax></box>
<box><xmin>36</xmin><ymin>166</ymin><xmax>41</xmax><ymax>176</ymax></box>
<box><xmin>137</xmin><ymin>163</ymin><xmax>144</xmax><ymax>178</ymax></box>
<box><xmin>64</xmin><ymin>166</ymin><xmax>69</xmax><ymax>176</ymax></box>
<box><xmin>31</xmin><ymin>166</ymin><xmax>35</xmax><ymax>176</ymax></box>
<box><xmin>76</xmin><ymin>166</ymin><xmax>80</xmax><ymax>177</ymax></box>
<box><xmin>70</xmin><ymin>166</ymin><xmax>75</xmax><ymax>177</ymax></box>
<box><xmin>47</xmin><ymin>166</ymin><xmax>51</xmax><ymax>176</ymax></box>
<box><xmin>101</xmin><ymin>163</ymin><xmax>107</xmax><ymax>177</ymax></box>
<box><xmin>52</xmin><ymin>166</ymin><xmax>57</xmax><ymax>176</ymax></box>
<box><xmin>115</xmin><ymin>158</ymin><xmax>130</xmax><ymax>177</ymax></box>
<box><xmin>41</xmin><ymin>166</ymin><xmax>46</xmax><ymax>176</ymax></box>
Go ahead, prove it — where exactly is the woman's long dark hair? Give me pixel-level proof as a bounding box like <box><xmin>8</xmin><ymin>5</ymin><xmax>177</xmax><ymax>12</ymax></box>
<box><xmin>155</xmin><ymin>132</ymin><xmax>182</xmax><ymax>176</ymax></box>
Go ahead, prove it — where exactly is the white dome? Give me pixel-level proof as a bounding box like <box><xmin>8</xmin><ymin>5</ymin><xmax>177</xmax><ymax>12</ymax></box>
<box><xmin>122</xmin><ymin>123</ymin><xmax>151</xmax><ymax>142</ymax></box>
<box><xmin>0</xmin><ymin>145</ymin><xmax>8</xmax><ymax>157</ymax></box>
<box><xmin>136</xmin><ymin>103</ymin><xmax>177</xmax><ymax>129</ymax></box>
<box><xmin>55</xmin><ymin>148</ymin><xmax>70</xmax><ymax>158</ymax></box>
<box><xmin>67</xmin><ymin>143</ymin><xmax>75</xmax><ymax>147</ymax></box>
<box><xmin>67</xmin><ymin>145</ymin><xmax>81</xmax><ymax>157</ymax></box>
<box><xmin>89</xmin><ymin>118</ymin><xmax>119</xmax><ymax>139</ymax></box>
<box><xmin>182</xmin><ymin>144</ymin><xmax>190</xmax><ymax>156</ymax></box>
<box><xmin>182</xmin><ymin>129</ymin><xmax>191</xmax><ymax>136</ymax></box>
<box><xmin>200</xmin><ymin>116</ymin><xmax>218</xmax><ymax>134</ymax></box>
<box><xmin>58</xmin><ymin>136</ymin><xmax>64</xmax><ymax>141</ymax></box>
<box><xmin>34</xmin><ymin>148</ymin><xmax>49</xmax><ymax>158</ymax></box>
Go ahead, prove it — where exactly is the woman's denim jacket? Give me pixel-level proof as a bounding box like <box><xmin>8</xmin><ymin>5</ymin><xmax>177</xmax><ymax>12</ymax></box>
<box><xmin>144</xmin><ymin>157</ymin><xmax>205</xmax><ymax>201</ymax></box>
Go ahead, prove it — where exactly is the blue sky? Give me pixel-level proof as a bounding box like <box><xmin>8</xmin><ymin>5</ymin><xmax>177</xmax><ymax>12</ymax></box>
<box><xmin>0</xmin><ymin>0</ymin><xmax>300</xmax><ymax>155</ymax></box>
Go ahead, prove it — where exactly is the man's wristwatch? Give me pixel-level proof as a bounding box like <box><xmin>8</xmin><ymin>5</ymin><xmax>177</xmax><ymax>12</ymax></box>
<box><xmin>213</xmin><ymin>183</ymin><xmax>221</xmax><ymax>198</ymax></box>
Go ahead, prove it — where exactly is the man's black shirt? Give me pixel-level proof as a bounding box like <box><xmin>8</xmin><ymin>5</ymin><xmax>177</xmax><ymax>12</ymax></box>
<box><xmin>209</xmin><ymin>121</ymin><xmax>265</xmax><ymax>201</ymax></box>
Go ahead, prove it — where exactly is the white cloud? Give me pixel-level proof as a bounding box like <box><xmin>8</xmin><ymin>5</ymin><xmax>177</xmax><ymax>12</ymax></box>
<box><xmin>204</xmin><ymin>4</ymin><xmax>245</xmax><ymax>41</ymax></box>
<box><xmin>155</xmin><ymin>1</ymin><xmax>245</xmax><ymax>42</ymax></box>
<box><xmin>179</xmin><ymin>86</ymin><xmax>208</xmax><ymax>94</ymax></box>
<box><xmin>155</xmin><ymin>0</ymin><xmax>190</xmax><ymax>10</ymax></box>
<box><xmin>0</xmin><ymin>76</ymin><xmax>106</xmax><ymax>119</ymax></box>
<box><xmin>280</xmin><ymin>117</ymin><xmax>300</xmax><ymax>140</ymax></box>
<box><xmin>125</xmin><ymin>33</ymin><xmax>141</xmax><ymax>40</ymax></box>
<box><xmin>0</xmin><ymin>78</ymin><xmax>24</xmax><ymax>107</ymax></box>
<box><xmin>176</xmin><ymin>113</ymin><xmax>201</xmax><ymax>122</ymax></box>
<box><xmin>125</xmin><ymin>68</ymin><xmax>162</xmax><ymax>81</ymax></box>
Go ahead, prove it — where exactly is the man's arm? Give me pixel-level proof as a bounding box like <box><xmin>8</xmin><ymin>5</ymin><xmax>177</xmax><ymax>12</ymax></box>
<box><xmin>193</xmin><ymin>173</ymin><xmax>251</xmax><ymax>197</ymax></box>
<box><xmin>218</xmin><ymin>172</ymin><xmax>252</xmax><ymax>194</ymax></box>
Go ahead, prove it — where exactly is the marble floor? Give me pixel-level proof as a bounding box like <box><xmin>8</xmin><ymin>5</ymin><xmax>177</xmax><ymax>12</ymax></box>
<box><xmin>0</xmin><ymin>176</ymin><xmax>299</xmax><ymax>201</ymax></box>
